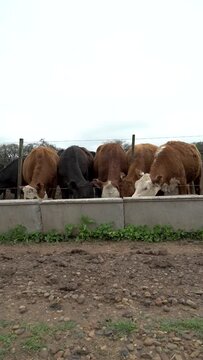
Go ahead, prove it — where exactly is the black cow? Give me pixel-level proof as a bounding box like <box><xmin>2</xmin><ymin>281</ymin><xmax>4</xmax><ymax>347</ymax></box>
<box><xmin>58</xmin><ymin>146</ymin><xmax>96</xmax><ymax>199</ymax></box>
<box><xmin>0</xmin><ymin>157</ymin><xmax>26</xmax><ymax>199</ymax></box>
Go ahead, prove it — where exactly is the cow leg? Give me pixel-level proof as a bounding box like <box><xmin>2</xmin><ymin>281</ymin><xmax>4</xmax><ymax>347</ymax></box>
<box><xmin>188</xmin><ymin>182</ymin><xmax>195</xmax><ymax>194</ymax></box>
<box><xmin>178</xmin><ymin>180</ymin><xmax>188</xmax><ymax>195</ymax></box>
<box><xmin>3</xmin><ymin>189</ymin><xmax>7</xmax><ymax>199</ymax></box>
<box><xmin>194</xmin><ymin>176</ymin><xmax>201</xmax><ymax>195</ymax></box>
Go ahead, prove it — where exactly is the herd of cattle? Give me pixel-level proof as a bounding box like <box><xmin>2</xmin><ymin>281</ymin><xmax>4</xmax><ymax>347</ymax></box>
<box><xmin>0</xmin><ymin>140</ymin><xmax>202</xmax><ymax>200</ymax></box>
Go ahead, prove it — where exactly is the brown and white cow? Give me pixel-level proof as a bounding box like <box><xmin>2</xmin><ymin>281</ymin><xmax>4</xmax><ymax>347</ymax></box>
<box><xmin>93</xmin><ymin>143</ymin><xmax>128</xmax><ymax>197</ymax></box>
<box><xmin>22</xmin><ymin>146</ymin><xmax>59</xmax><ymax>199</ymax></box>
<box><xmin>132</xmin><ymin>141</ymin><xmax>202</xmax><ymax>197</ymax></box>
<box><xmin>120</xmin><ymin>143</ymin><xmax>158</xmax><ymax>197</ymax></box>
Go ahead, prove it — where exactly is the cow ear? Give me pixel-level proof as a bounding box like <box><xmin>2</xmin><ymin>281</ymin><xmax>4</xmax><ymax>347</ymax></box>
<box><xmin>120</xmin><ymin>172</ymin><xmax>126</xmax><ymax>179</ymax></box>
<box><xmin>91</xmin><ymin>178</ymin><xmax>103</xmax><ymax>188</ymax></box>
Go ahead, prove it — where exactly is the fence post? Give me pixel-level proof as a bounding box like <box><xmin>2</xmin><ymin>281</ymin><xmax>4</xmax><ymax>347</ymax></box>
<box><xmin>17</xmin><ymin>138</ymin><xmax>24</xmax><ymax>199</ymax></box>
<box><xmin>131</xmin><ymin>134</ymin><xmax>135</xmax><ymax>160</ymax></box>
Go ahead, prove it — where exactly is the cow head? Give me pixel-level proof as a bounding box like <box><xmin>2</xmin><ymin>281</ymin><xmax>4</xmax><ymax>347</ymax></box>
<box><xmin>92</xmin><ymin>179</ymin><xmax>120</xmax><ymax>198</ymax></box>
<box><xmin>132</xmin><ymin>174</ymin><xmax>180</xmax><ymax>197</ymax></box>
<box><xmin>119</xmin><ymin>178</ymin><xmax>135</xmax><ymax>197</ymax></box>
<box><xmin>102</xmin><ymin>180</ymin><xmax>120</xmax><ymax>198</ymax></box>
<box><xmin>132</xmin><ymin>173</ymin><xmax>161</xmax><ymax>197</ymax></box>
<box><xmin>62</xmin><ymin>181</ymin><xmax>95</xmax><ymax>199</ymax></box>
<box><xmin>119</xmin><ymin>171</ymin><xmax>144</xmax><ymax>197</ymax></box>
<box><xmin>22</xmin><ymin>185</ymin><xmax>48</xmax><ymax>200</ymax></box>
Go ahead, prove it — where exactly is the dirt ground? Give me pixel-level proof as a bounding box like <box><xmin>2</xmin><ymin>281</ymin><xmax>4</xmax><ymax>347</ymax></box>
<box><xmin>0</xmin><ymin>240</ymin><xmax>203</xmax><ymax>360</ymax></box>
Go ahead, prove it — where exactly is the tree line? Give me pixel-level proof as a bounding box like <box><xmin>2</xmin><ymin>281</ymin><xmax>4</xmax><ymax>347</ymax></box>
<box><xmin>0</xmin><ymin>139</ymin><xmax>58</xmax><ymax>169</ymax></box>
<box><xmin>0</xmin><ymin>139</ymin><xmax>202</xmax><ymax>169</ymax></box>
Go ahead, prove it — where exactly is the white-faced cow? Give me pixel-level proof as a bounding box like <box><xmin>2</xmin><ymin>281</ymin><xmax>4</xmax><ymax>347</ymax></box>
<box><xmin>93</xmin><ymin>143</ymin><xmax>128</xmax><ymax>198</ymax></box>
<box><xmin>132</xmin><ymin>141</ymin><xmax>202</xmax><ymax>197</ymax></box>
<box><xmin>58</xmin><ymin>145</ymin><xmax>95</xmax><ymax>199</ymax></box>
<box><xmin>22</xmin><ymin>147</ymin><xmax>59</xmax><ymax>199</ymax></box>
<box><xmin>120</xmin><ymin>143</ymin><xmax>158</xmax><ymax>197</ymax></box>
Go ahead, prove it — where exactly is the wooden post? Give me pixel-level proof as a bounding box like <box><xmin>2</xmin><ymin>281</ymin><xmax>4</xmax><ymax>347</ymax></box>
<box><xmin>131</xmin><ymin>134</ymin><xmax>135</xmax><ymax>160</ymax></box>
<box><xmin>17</xmin><ymin>138</ymin><xmax>24</xmax><ymax>199</ymax></box>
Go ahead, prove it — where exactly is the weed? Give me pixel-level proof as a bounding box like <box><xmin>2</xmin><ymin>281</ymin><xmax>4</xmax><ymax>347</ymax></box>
<box><xmin>64</xmin><ymin>224</ymin><xmax>75</xmax><ymax>239</ymax></box>
<box><xmin>21</xmin><ymin>320</ymin><xmax>76</xmax><ymax>353</ymax></box>
<box><xmin>0</xmin><ymin>216</ymin><xmax>203</xmax><ymax>243</ymax></box>
<box><xmin>0</xmin><ymin>333</ymin><xmax>17</xmax><ymax>358</ymax></box>
<box><xmin>22</xmin><ymin>336</ymin><xmax>45</xmax><ymax>351</ymax></box>
<box><xmin>55</xmin><ymin>320</ymin><xmax>76</xmax><ymax>332</ymax></box>
<box><xmin>105</xmin><ymin>320</ymin><xmax>137</xmax><ymax>337</ymax></box>
<box><xmin>0</xmin><ymin>320</ymin><xmax>10</xmax><ymax>329</ymax></box>
<box><xmin>28</xmin><ymin>322</ymin><xmax>50</xmax><ymax>336</ymax></box>
<box><xmin>159</xmin><ymin>318</ymin><xmax>203</xmax><ymax>337</ymax></box>
<box><xmin>27</xmin><ymin>231</ymin><xmax>44</xmax><ymax>243</ymax></box>
<box><xmin>43</xmin><ymin>229</ymin><xmax>64</xmax><ymax>243</ymax></box>
<box><xmin>21</xmin><ymin>323</ymin><xmax>50</xmax><ymax>352</ymax></box>
<box><xmin>0</xmin><ymin>225</ymin><xmax>28</xmax><ymax>244</ymax></box>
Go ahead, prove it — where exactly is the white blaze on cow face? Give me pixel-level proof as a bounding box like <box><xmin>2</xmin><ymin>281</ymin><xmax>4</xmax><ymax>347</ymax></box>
<box><xmin>132</xmin><ymin>173</ymin><xmax>161</xmax><ymax>197</ymax></box>
<box><xmin>22</xmin><ymin>185</ymin><xmax>48</xmax><ymax>200</ymax></box>
<box><xmin>102</xmin><ymin>180</ymin><xmax>120</xmax><ymax>198</ymax></box>
<box><xmin>132</xmin><ymin>174</ymin><xmax>180</xmax><ymax>197</ymax></box>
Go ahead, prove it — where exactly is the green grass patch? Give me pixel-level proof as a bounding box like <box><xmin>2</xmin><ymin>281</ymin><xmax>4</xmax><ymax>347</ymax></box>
<box><xmin>105</xmin><ymin>320</ymin><xmax>137</xmax><ymax>337</ymax></box>
<box><xmin>0</xmin><ymin>333</ymin><xmax>17</xmax><ymax>359</ymax></box>
<box><xmin>22</xmin><ymin>336</ymin><xmax>45</xmax><ymax>352</ymax></box>
<box><xmin>0</xmin><ymin>320</ymin><xmax>11</xmax><ymax>329</ymax></box>
<box><xmin>55</xmin><ymin>320</ymin><xmax>76</xmax><ymax>332</ymax></box>
<box><xmin>20</xmin><ymin>323</ymin><xmax>50</xmax><ymax>352</ymax></box>
<box><xmin>159</xmin><ymin>318</ymin><xmax>203</xmax><ymax>337</ymax></box>
<box><xmin>0</xmin><ymin>218</ymin><xmax>203</xmax><ymax>244</ymax></box>
<box><xmin>21</xmin><ymin>320</ymin><xmax>77</xmax><ymax>353</ymax></box>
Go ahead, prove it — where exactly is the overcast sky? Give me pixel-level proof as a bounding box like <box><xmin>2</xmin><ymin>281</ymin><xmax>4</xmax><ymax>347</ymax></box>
<box><xmin>0</xmin><ymin>0</ymin><xmax>203</xmax><ymax>150</ymax></box>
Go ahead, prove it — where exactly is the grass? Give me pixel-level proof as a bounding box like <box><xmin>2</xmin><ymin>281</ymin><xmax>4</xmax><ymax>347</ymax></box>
<box><xmin>22</xmin><ymin>322</ymin><xmax>50</xmax><ymax>351</ymax></box>
<box><xmin>0</xmin><ymin>319</ymin><xmax>77</xmax><ymax>355</ymax></box>
<box><xmin>0</xmin><ymin>333</ymin><xmax>17</xmax><ymax>359</ymax></box>
<box><xmin>55</xmin><ymin>320</ymin><xmax>76</xmax><ymax>332</ymax></box>
<box><xmin>0</xmin><ymin>221</ymin><xmax>203</xmax><ymax>244</ymax></box>
<box><xmin>22</xmin><ymin>336</ymin><xmax>46</xmax><ymax>352</ymax></box>
<box><xmin>0</xmin><ymin>320</ymin><xmax>11</xmax><ymax>329</ymax></box>
<box><xmin>22</xmin><ymin>320</ymin><xmax>77</xmax><ymax>352</ymax></box>
<box><xmin>158</xmin><ymin>318</ymin><xmax>203</xmax><ymax>337</ymax></box>
<box><xmin>0</xmin><ymin>317</ymin><xmax>203</xmax><ymax>358</ymax></box>
<box><xmin>105</xmin><ymin>320</ymin><xmax>137</xmax><ymax>337</ymax></box>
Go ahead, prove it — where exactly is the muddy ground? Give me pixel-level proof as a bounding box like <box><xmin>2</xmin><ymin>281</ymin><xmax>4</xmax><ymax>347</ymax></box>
<box><xmin>0</xmin><ymin>240</ymin><xmax>203</xmax><ymax>360</ymax></box>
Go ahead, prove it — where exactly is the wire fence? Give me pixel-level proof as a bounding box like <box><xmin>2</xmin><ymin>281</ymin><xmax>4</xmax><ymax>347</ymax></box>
<box><xmin>0</xmin><ymin>134</ymin><xmax>203</xmax><ymax>150</ymax></box>
<box><xmin>0</xmin><ymin>134</ymin><xmax>203</xmax><ymax>198</ymax></box>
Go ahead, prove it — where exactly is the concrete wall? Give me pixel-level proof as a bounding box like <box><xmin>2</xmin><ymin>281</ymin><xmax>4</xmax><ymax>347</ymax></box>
<box><xmin>40</xmin><ymin>198</ymin><xmax>124</xmax><ymax>232</ymax></box>
<box><xmin>0</xmin><ymin>196</ymin><xmax>203</xmax><ymax>233</ymax></box>
<box><xmin>0</xmin><ymin>200</ymin><xmax>42</xmax><ymax>232</ymax></box>
<box><xmin>124</xmin><ymin>195</ymin><xmax>203</xmax><ymax>230</ymax></box>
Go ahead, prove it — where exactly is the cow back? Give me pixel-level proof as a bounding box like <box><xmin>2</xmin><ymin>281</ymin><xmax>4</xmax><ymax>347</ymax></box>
<box><xmin>58</xmin><ymin>145</ymin><xmax>94</xmax><ymax>198</ymax></box>
<box><xmin>23</xmin><ymin>147</ymin><xmax>59</xmax><ymax>185</ymax></box>
<box><xmin>164</xmin><ymin>141</ymin><xmax>202</xmax><ymax>183</ymax></box>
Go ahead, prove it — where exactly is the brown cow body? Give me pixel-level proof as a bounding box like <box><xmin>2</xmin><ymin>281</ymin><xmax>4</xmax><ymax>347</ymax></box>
<box><xmin>120</xmin><ymin>143</ymin><xmax>158</xmax><ymax>197</ymax></box>
<box><xmin>93</xmin><ymin>143</ymin><xmax>128</xmax><ymax>197</ymax></box>
<box><xmin>133</xmin><ymin>141</ymin><xmax>202</xmax><ymax>196</ymax></box>
<box><xmin>22</xmin><ymin>147</ymin><xmax>59</xmax><ymax>199</ymax></box>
